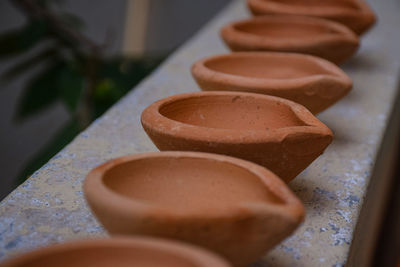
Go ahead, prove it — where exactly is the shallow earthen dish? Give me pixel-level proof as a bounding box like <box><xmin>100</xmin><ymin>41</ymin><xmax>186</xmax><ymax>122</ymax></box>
<box><xmin>84</xmin><ymin>151</ymin><xmax>305</xmax><ymax>266</ymax></box>
<box><xmin>247</xmin><ymin>0</ymin><xmax>376</xmax><ymax>35</ymax></box>
<box><xmin>220</xmin><ymin>15</ymin><xmax>359</xmax><ymax>64</ymax></box>
<box><xmin>191</xmin><ymin>52</ymin><xmax>352</xmax><ymax>114</ymax></box>
<box><xmin>141</xmin><ymin>92</ymin><xmax>333</xmax><ymax>182</ymax></box>
<box><xmin>0</xmin><ymin>237</ymin><xmax>231</xmax><ymax>267</ymax></box>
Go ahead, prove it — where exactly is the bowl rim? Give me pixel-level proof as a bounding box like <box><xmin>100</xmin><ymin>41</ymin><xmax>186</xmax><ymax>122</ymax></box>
<box><xmin>220</xmin><ymin>15</ymin><xmax>359</xmax><ymax>50</ymax></box>
<box><xmin>247</xmin><ymin>0</ymin><xmax>373</xmax><ymax>17</ymax></box>
<box><xmin>84</xmin><ymin>151</ymin><xmax>305</xmax><ymax>220</ymax></box>
<box><xmin>141</xmin><ymin>91</ymin><xmax>332</xmax><ymax>144</ymax></box>
<box><xmin>1</xmin><ymin>236</ymin><xmax>231</xmax><ymax>267</ymax></box>
<box><xmin>191</xmin><ymin>51</ymin><xmax>352</xmax><ymax>95</ymax></box>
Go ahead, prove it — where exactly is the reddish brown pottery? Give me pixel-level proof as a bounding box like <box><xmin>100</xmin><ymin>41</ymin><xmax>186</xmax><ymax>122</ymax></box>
<box><xmin>247</xmin><ymin>0</ymin><xmax>376</xmax><ymax>35</ymax></box>
<box><xmin>84</xmin><ymin>151</ymin><xmax>305</xmax><ymax>266</ymax></box>
<box><xmin>220</xmin><ymin>15</ymin><xmax>359</xmax><ymax>64</ymax></box>
<box><xmin>191</xmin><ymin>52</ymin><xmax>352</xmax><ymax>114</ymax></box>
<box><xmin>0</xmin><ymin>237</ymin><xmax>231</xmax><ymax>267</ymax></box>
<box><xmin>141</xmin><ymin>91</ymin><xmax>333</xmax><ymax>182</ymax></box>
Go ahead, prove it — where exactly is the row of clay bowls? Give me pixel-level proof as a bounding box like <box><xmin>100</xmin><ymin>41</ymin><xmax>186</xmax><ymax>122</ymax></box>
<box><xmin>1</xmin><ymin>1</ymin><xmax>376</xmax><ymax>267</ymax></box>
<box><xmin>85</xmin><ymin>0</ymin><xmax>376</xmax><ymax>265</ymax></box>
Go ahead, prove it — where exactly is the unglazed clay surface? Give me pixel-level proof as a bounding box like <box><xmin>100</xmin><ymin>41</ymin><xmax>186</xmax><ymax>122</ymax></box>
<box><xmin>1</xmin><ymin>1</ymin><xmax>398</xmax><ymax>266</ymax></box>
<box><xmin>191</xmin><ymin>52</ymin><xmax>352</xmax><ymax>113</ymax></box>
<box><xmin>141</xmin><ymin>92</ymin><xmax>333</xmax><ymax>182</ymax></box>
<box><xmin>84</xmin><ymin>152</ymin><xmax>305</xmax><ymax>266</ymax></box>
<box><xmin>104</xmin><ymin>157</ymin><xmax>283</xmax><ymax>214</ymax></box>
<box><xmin>247</xmin><ymin>0</ymin><xmax>376</xmax><ymax>35</ymax></box>
<box><xmin>1</xmin><ymin>237</ymin><xmax>231</xmax><ymax>267</ymax></box>
<box><xmin>203</xmin><ymin>53</ymin><xmax>331</xmax><ymax>79</ymax></box>
<box><xmin>159</xmin><ymin>95</ymin><xmax>306</xmax><ymax>130</ymax></box>
<box><xmin>220</xmin><ymin>15</ymin><xmax>359</xmax><ymax>64</ymax></box>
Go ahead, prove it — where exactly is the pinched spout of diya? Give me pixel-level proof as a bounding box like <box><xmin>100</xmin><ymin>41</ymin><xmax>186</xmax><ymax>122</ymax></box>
<box><xmin>229</xmin><ymin>187</ymin><xmax>305</xmax><ymax>266</ymax></box>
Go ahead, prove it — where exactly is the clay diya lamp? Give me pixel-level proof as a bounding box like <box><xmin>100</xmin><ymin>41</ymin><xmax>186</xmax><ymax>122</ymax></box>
<box><xmin>220</xmin><ymin>15</ymin><xmax>359</xmax><ymax>64</ymax></box>
<box><xmin>191</xmin><ymin>52</ymin><xmax>352</xmax><ymax>114</ymax></box>
<box><xmin>84</xmin><ymin>151</ymin><xmax>305</xmax><ymax>266</ymax></box>
<box><xmin>247</xmin><ymin>0</ymin><xmax>376</xmax><ymax>35</ymax></box>
<box><xmin>141</xmin><ymin>92</ymin><xmax>333</xmax><ymax>182</ymax></box>
<box><xmin>0</xmin><ymin>237</ymin><xmax>231</xmax><ymax>267</ymax></box>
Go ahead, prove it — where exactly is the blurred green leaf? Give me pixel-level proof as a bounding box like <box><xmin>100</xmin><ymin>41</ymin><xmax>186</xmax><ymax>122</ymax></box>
<box><xmin>101</xmin><ymin>57</ymin><xmax>162</xmax><ymax>90</ymax></box>
<box><xmin>59</xmin><ymin>64</ymin><xmax>84</xmax><ymax>111</ymax></box>
<box><xmin>15</xmin><ymin>118</ymin><xmax>81</xmax><ymax>185</ymax></box>
<box><xmin>91</xmin><ymin>56</ymin><xmax>164</xmax><ymax>117</ymax></box>
<box><xmin>1</xmin><ymin>48</ymin><xmax>59</xmax><ymax>81</ymax></box>
<box><xmin>92</xmin><ymin>77</ymin><xmax>122</xmax><ymax>118</ymax></box>
<box><xmin>94</xmin><ymin>78</ymin><xmax>120</xmax><ymax>99</ymax></box>
<box><xmin>0</xmin><ymin>19</ymin><xmax>48</xmax><ymax>59</ymax></box>
<box><xmin>15</xmin><ymin>62</ymin><xmax>65</xmax><ymax>120</ymax></box>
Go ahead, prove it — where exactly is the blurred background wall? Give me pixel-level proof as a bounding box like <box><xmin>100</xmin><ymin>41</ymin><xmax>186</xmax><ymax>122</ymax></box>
<box><xmin>0</xmin><ymin>0</ymin><xmax>231</xmax><ymax>199</ymax></box>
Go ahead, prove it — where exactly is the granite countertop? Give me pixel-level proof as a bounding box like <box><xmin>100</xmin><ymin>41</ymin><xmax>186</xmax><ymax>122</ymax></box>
<box><xmin>1</xmin><ymin>0</ymin><xmax>400</xmax><ymax>266</ymax></box>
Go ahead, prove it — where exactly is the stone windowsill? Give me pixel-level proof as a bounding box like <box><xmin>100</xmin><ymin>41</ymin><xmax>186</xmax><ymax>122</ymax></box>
<box><xmin>1</xmin><ymin>0</ymin><xmax>400</xmax><ymax>266</ymax></box>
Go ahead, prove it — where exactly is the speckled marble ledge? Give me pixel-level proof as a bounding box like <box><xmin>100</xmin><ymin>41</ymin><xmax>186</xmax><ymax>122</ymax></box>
<box><xmin>1</xmin><ymin>0</ymin><xmax>400</xmax><ymax>266</ymax></box>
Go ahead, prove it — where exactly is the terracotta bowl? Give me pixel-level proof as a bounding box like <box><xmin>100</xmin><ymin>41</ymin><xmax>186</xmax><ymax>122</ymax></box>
<box><xmin>191</xmin><ymin>52</ymin><xmax>352</xmax><ymax>114</ymax></box>
<box><xmin>84</xmin><ymin>151</ymin><xmax>305</xmax><ymax>266</ymax></box>
<box><xmin>220</xmin><ymin>15</ymin><xmax>359</xmax><ymax>64</ymax></box>
<box><xmin>141</xmin><ymin>91</ymin><xmax>333</xmax><ymax>182</ymax></box>
<box><xmin>1</xmin><ymin>237</ymin><xmax>231</xmax><ymax>267</ymax></box>
<box><xmin>247</xmin><ymin>0</ymin><xmax>376</xmax><ymax>35</ymax></box>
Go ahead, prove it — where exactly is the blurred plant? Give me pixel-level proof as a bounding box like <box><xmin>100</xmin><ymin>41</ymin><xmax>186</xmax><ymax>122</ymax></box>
<box><xmin>0</xmin><ymin>0</ymin><xmax>165</xmax><ymax>184</ymax></box>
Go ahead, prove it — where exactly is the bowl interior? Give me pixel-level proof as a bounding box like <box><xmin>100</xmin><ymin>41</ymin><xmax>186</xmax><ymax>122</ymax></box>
<box><xmin>204</xmin><ymin>54</ymin><xmax>334</xmax><ymax>79</ymax></box>
<box><xmin>12</xmin><ymin>245</ymin><xmax>205</xmax><ymax>267</ymax></box>
<box><xmin>234</xmin><ymin>19</ymin><xmax>340</xmax><ymax>40</ymax></box>
<box><xmin>103</xmin><ymin>156</ymin><xmax>283</xmax><ymax>214</ymax></box>
<box><xmin>159</xmin><ymin>95</ymin><xmax>307</xmax><ymax>130</ymax></box>
<box><xmin>266</xmin><ymin>0</ymin><xmax>359</xmax><ymax>10</ymax></box>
